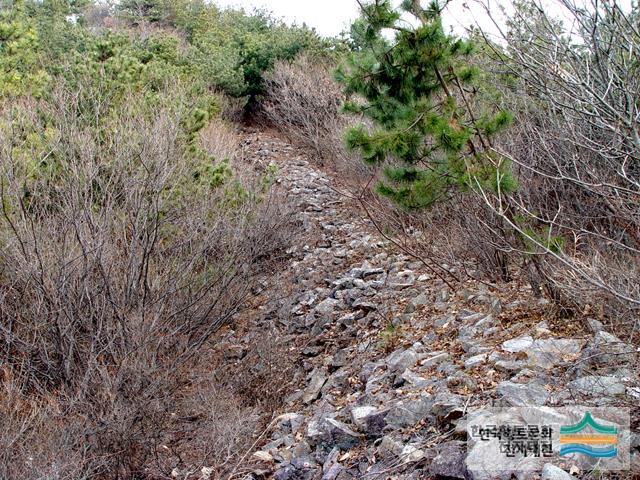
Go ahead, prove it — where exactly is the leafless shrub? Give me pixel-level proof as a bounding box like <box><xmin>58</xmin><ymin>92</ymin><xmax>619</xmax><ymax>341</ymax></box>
<box><xmin>467</xmin><ymin>0</ymin><xmax>640</xmax><ymax>334</ymax></box>
<box><xmin>261</xmin><ymin>54</ymin><xmax>371</xmax><ymax>184</ymax></box>
<box><xmin>220</xmin><ymin>95</ymin><xmax>248</xmax><ymax>124</ymax></box>
<box><xmin>200</xmin><ymin>116</ymin><xmax>240</xmax><ymax>161</ymax></box>
<box><xmin>262</xmin><ymin>55</ymin><xmax>341</xmax><ymax>159</ymax></box>
<box><xmin>0</xmin><ymin>85</ymin><xmax>293</xmax><ymax>478</ymax></box>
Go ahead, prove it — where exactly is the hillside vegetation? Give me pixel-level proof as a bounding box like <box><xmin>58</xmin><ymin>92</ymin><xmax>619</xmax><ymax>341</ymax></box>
<box><xmin>0</xmin><ymin>0</ymin><xmax>638</xmax><ymax>477</ymax></box>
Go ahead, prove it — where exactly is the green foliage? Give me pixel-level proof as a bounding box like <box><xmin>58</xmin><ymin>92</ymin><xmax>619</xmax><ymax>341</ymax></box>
<box><xmin>522</xmin><ymin>225</ymin><xmax>565</xmax><ymax>255</ymax></box>
<box><xmin>116</xmin><ymin>0</ymin><xmax>323</xmax><ymax>101</ymax></box>
<box><xmin>0</xmin><ymin>1</ymin><xmax>50</xmax><ymax>97</ymax></box>
<box><xmin>188</xmin><ymin>9</ymin><xmax>319</xmax><ymax>99</ymax></box>
<box><xmin>194</xmin><ymin>158</ymin><xmax>232</xmax><ymax>188</ymax></box>
<box><xmin>337</xmin><ymin>0</ymin><xmax>516</xmax><ymax>210</ymax></box>
<box><xmin>0</xmin><ymin>0</ymin><xmax>333</xmax><ymax>219</ymax></box>
<box><xmin>378</xmin><ymin>322</ymin><xmax>403</xmax><ymax>353</ymax></box>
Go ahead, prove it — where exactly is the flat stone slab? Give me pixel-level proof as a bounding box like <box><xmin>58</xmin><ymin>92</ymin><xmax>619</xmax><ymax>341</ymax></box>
<box><xmin>567</xmin><ymin>375</ymin><xmax>626</xmax><ymax>396</ymax></box>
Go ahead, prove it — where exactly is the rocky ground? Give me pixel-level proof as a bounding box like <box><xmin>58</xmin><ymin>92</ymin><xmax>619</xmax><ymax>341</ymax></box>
<box><xmin>211</xmin><ymin>130</ymin><xmax>639</xmax><ymax>480</ymax></box>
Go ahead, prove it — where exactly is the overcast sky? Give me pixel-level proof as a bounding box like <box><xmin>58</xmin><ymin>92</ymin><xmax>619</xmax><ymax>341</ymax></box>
<box><xmin>213</xmin><ymin>0</ymin><xmax>498</xmax><ymax>38</ymax></box>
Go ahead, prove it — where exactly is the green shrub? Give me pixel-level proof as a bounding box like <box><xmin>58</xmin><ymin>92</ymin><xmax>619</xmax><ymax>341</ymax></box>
<box><xmin>0</xmin><ymin>1</ymin><xmax>50</xmax><ymax>97</ymax></box>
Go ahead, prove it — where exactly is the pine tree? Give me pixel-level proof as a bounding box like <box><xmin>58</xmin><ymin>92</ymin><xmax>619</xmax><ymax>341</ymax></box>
<box><xmin>0</xmin><ymin>0</ymin><xmax>50</xmax><ymax>97</ymax></box>
<box><xmin>335</xmin><ymin>0</ymin><xmax>515</xmax><ymax>210</ymax></box>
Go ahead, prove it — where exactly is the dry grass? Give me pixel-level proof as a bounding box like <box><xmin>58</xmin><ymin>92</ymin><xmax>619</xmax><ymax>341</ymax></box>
<box><xmin>200</xmin><ymin>116</ymin><xmax>240</xmax><ymax>161</ymax></box>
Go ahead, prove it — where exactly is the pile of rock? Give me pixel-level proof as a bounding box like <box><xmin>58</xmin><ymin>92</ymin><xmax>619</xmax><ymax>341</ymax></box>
<box><xmin>229</xmin><ymin>132</ymin><xmax>640</xmax><ymax>480</ymax></box>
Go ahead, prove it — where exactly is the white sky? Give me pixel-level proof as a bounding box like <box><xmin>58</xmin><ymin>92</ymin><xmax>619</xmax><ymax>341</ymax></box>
<box><xmin>214</xmin><ymin>0</ymin><xmax>360</xmax><ymax>36</ymax></box>
<box><xmin>213</xmin><ymin>0</ymin><xmax>498</xmax><ymax>38</ymax></box>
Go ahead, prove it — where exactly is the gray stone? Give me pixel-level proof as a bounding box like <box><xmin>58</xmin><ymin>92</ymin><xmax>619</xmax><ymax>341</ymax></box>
<box><xmin>386</xmin><ymin>348</ymin><xmax>419</xmax><ymax>373</ymax></box>
<box><xmin>288</xmin><ymin>438</ymin><xmax>311</xmax><ymax>459</ymax></box>
<box><xmin>352</xmin><ymin>278</ymin><xmax>366</xmax><ymax>289</ymax></box>
<box><xmin>326</xmin><ymin>368</ymin><xmax>350</xmax><ymax>390</ymax></box>
<box><xmin>296</xmin><ymin>290</ymin><xmax>318</xmax><ymax>307</ymax></box>
<box><xmin>351</xmin><ymin>405</ymin><xmax>388</xmax><ymax>436</ymax></box>
<box><xmin>365</xmin><ymin>369</ymin><xmax>391</xmax><ymax>396</ymax></box>
<box><xmin>377</xmin><ymin>435</ymin><xmax>403</xmax><ymax>458</ymax></box>
<box><xmin>502</xmin><ymin>335</ymin><xmax>534</xmax><ymax>352</ymax></box>
<box><xmin>613</xmin><ymin>367</ymin><xmax>637</xmax><ymax>380</ymax></box>
<box><xmin>329</xmin><ymin>349</ymin><xmax>349</xmax><ymax>368</ymax></box>
<box><xmin>541</xmin><ymin>463</ymin><xmax>573</xmax><ymax>480</ymax></box>
<box><xmin>438</xmin><ymin>362</ymin><xmax>460</xmax><ymax>376</ymax></box>
<box><xmin>627</xmin><ymin>386</ymin><xmax>640</xmax><ymax>401</ymax></box>
<box><xmin>331</xmin><ymin>277</ymin><xmax>356</xmax><ymax>290</ymax></box>
<box><xmin>263</xmin><ymin>436</ymin><xmax>286</xmax><ymax>452</ymax></box>
<box><xmin>401</xmin><ymin>369</ymin><xmax>432</xmax><ymax>388</ymax></box>
<box><xmin>434</xmin><ymin>314</ymin><xmax>455</xmax><ymax>328</ymax></box>
<box><xmin>483</xmin><ymin>326</ymin><xmax>501</xmax><ymax>338</ymax></box>
<box><xmin>351</xmin><ymin>406</ymin><xmax>378</xmax><ymax>430</ymax></box>
<box><xmin>301</xmin><ymin>345</ymin><xmax>322</xmax><ymax>357</ymax></box>
<box><xmin>351</xmin><ymin>298</ymin><xmax>377</xmax><ymax>312</ymax></box>
<box><xmin>391</xmin><ymin>314</ymin><xmax>411</xmax><ymax>326</ymax></box>
<box><xmin>405</xmin><ymin>292</ymin><xmax>429</xmax><ymax>314</ymax></box>
<box><xmin>304</xmin><ymin>313</ymin><xmax>319</xmax><ymax>328</ymax></box>
<box><xmin>458</xmin><ymin>290</ymin><xmax>476</xmax><ymax>301</ymax></box>
<box><xmin>502</xmin><ymin>336</ymin><xmax>585</xmax><ymax>369</ymax></box>
<box><xmin>495</xmin><ymin>360</ymin><xmax>525</xmax><ymax>373</ymax></box>
<box><xmin>431</xmin><ymin>393</ymin><xmax>465</xmax><ymax>424</ymax></box>
<box><xmin>385</xmin><ymin>395</ymin><xmax>433</xmax><ymax>429</ymax></box>
<box><xmin>528</xmin><ymin>338</ymin><xmax>585</xmax><ymax>369</ymax></box>
<box><xmin>488</xmin><ymin>350</ymin><xmax>507</xmax><ymax>362</ymax></box>
<box><xmin>433</xmin><ymin>302</ymin><xmax>449</xmax><ymax>312</ymax></box>
<box><xmin>457</xmin><ymin>311</ymin><xmax>486</xmax><ymax>324</ymax></box>
<box><xmin>314</xmin><ymin>298</ymin><xmax>340</xmax><ymax>316</ymax></box>
<box><xmin>436</xmin><ymin>287</ymin><xmax>450</xmax><ymax>302</ymax></box>
<box><xmin>306</xmin><ymin>420</ymin><xmax>325</xmax><ymax>445</ymax></box>
<box><xmin>429</xmin><ymin>441</ymin><xmax>469</xmax><ymax>479</ymax></box>
<box><xmin>464</xmin><ymin>353</ymin><xmax>489</xmax><ymax>369</ymax></box>
<box><xmin>306</xmin><ymin>417</ymin><xmax>361</xmax><ymax>450</ymax></box>
<box><xmin>274</xmin><ymin>464</ymin><xmax>316</xmax><ymax>480</ymax></box>
<box><xmin>351</xmin><ymin>265</ymin><xmax>385</xmax><ymax>279</ymax></box>
<box><xmin>401</xmin><ymin>444</ymin><xmax>426</xmax><ymax>462</ymax></box>
<box><xmin>275</xmin><ymin>413</ymin><xmax>305</xmax><ymax>435</ymax></box>
<box><xmin>447</xmin><ymin>372</ymin><xmax>478</xmax><ymax>391</ymax></box>
<box><xmin>582</xmin><ymin>331</ymin><xmax>637</xmax><ymax>370</ymax></box>
<box><xmin>420</xmin><ymin>352</ymin><xmax>451</xmax><ymax>367</ymax></box>
<box><xmin>322</xmin><ymin>464</ymin><xmax>346</xmax><ymax>480</ymax></box>
<box><xmin>337</xmin><ymin>310</ymin><xmax>365</xmax><ymax>327</ymax></box>
<box><xmin>359</xmin><ymin>361</ymin><xmax>384</xmax><ymax>384</ymax></box>
<box><xmin>567</xmin><ymin>375</ymin><xmax>626</xmax><ymax>396</ymax></box>
<box><xmin>389</xmin><ymin>270</ymin><xmax>415</xmax><ymax>289</ymax></box>
<box><xmin>339</xmin><ymin>288</ymin><xmax>363</xmax><ymax>306</ymax></box>
<box><xmin>311</xmin><ymin>316</ymin><xmax>332</xmax><ymax>335</ymax></box>
<box><xmin>323</xmin><ymin>418</ymin><xmax>362</xmax><ymax>449</ymax></box>
<box><xmin>291</xmin><ymin>455</ymin><xmax>318</xmax><ymax>470</ymax></box>
<box><xmin>303</xmin><ymin>368</ymin><xmax>328</xmax><ymax>404</ymax></box>
<box><xmin>474</xmin><ymin>315</ymin><xmax>497</xmax><ymax>329</ymax></box>
<box><xmin>497</xmin><ymin>381</ymin><xmax>549</xmax><ymax>406</ymax></box>
<box><xmin>461</xmin><ymin>340</ymin><xmax>489</xmax><ymax>355</ymax></box>
<box><xmin>458</xmin><ymin>325</ymin><xmax>480</xmax><ymax>342</ymax></box>
<box><xmin>421</xmin><ymin>331</ymin><xmax>437</xmax><ymax>347</ymax></box>
<box><xmin>586</xmin><ymin>318</ymin><xmax>604</xmax><ymax>333</ymax></box>
<box><xmin>490</xmin><ymin>297</ymin><xmax>502</xmax><ymax>314</ymax></box>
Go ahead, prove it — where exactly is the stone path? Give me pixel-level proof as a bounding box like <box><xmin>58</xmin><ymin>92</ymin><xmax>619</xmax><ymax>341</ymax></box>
<box><xmin>223</xmin><ymin>130</ymin><xmax>639</xmax><ymax>480</ymax></box>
